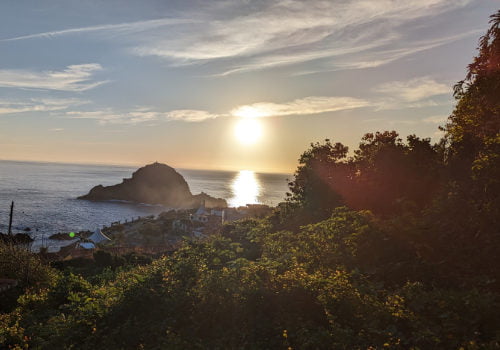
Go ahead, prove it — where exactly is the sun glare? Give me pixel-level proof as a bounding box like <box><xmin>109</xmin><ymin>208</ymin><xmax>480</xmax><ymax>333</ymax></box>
<box><xmin>229</xmin><ymin>170</ymin><xmax>261</xmax><ymax>207</ymax></box>
<box><xmin>234</xmin><ymin>118</ymin><xmax>263</xmax><ymax>145</ymax></box>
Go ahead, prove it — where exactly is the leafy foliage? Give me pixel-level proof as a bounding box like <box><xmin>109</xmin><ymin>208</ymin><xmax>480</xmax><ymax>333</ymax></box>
<box><xmin>0</xmin><ymin>243</ymin><xmax>57</xmax><ymax>313</ymax></box>
<box><xmin>286</xmin><ymin>132</ymin><xmax>443</xmax><ymax>218</ymax></box>
<box><xmin>3</xmin><ymin>211</ymin><xmax>500</xmax><ymax>349</ymax></box>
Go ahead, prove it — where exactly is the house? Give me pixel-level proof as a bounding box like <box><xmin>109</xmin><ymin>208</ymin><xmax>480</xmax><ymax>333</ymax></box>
<box><xmin>88</xmin><ymin>228</ymin><xmax>111</xmax><ymax>244</ymax></box>
<box><xmin>77</xmin><ymin>242</ymin><xmax>96</xmax><ymax>250</ymax></box>
<box><xmin>65</xmin><ymin>228</ymin><xmax>111</xmax><ymax>256</ymax></box>
<box><xmin>191</xmin><ymin>200</ymin><xmax>211</xmax><ymax>223</ymax></box>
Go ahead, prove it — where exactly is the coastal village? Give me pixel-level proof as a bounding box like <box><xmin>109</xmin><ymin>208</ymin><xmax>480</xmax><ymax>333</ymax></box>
<box><xmin>40</xmin><ymin>201</ymin><xmax>272</xmax><ymax>260</ymax></box>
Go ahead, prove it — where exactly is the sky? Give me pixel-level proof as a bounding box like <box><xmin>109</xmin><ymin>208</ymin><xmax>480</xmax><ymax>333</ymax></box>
<box><xmin>0</xmin><ymin>0</ymin><xmax>498</xmax><ymax>173</ymax></box>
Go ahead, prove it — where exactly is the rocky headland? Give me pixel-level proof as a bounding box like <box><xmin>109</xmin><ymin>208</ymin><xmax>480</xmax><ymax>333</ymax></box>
<box><xmin>78</xmin><ymin>162</ymin><xmax>227</xmax><ymax>208</ymax></box>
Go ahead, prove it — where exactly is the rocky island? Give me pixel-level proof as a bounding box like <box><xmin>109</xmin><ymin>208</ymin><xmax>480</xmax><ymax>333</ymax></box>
<box><xmin>78</xmin><ymin>162</ymin><xmax>227</xmax><ymax>208</ymax></box>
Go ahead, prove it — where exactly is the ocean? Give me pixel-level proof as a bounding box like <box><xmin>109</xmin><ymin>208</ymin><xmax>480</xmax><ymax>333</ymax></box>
<box><xmin>0</xmin><ymin>160</ymin><xmax>291</xmax><ymax>241</ymax></box>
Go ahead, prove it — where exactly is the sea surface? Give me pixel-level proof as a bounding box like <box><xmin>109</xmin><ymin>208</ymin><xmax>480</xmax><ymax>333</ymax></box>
<box><xmin>0</xmin><ymin>160</ymin><xmax>291</xmax><ymax>241</ymax></box>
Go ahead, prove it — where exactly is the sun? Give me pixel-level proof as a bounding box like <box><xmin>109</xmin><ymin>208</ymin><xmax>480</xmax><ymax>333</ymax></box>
<box><xmin>234</xmin><ymin>118</ymin><xmax>263</xmax><ymax>145</ymax></box>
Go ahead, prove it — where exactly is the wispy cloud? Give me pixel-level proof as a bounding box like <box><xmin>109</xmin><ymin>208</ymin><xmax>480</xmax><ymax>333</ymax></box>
<box><xmin>63</xmin><ymin>80</ymin><xmax>452</xmax><ymax>125</ymax></box>
<box><xmin>229</xmin><ymin>83</ymin><xmax>451</xmax><ymax>119</ymax></box>
<box><xmin>0</xmin><ymin>1</ymin><xmax>477</xmax><ymax>75</ymax></box>
<box><xmin>375</xmin><ymin>77</ymin><xmax>450</xmax><ymax>102</ymax></box>
<box><xmin>0</xmin><ymin>98</ymin><xmax>87</xmax><ymax>115</ymax></box>
<box><xmin>67</xmin><ymin>108</ymin><xmax>219</xmax><ymax>125</ymax></box>
<box><xmin>216</xmin><ymin>33</ymin><xmax>399</xmax><ymax>76</ymax></box>
<box><xmin>373</xmin><ymin>77</ymin><xmax>452</xmax><ymax>110</ymax></box>
<box><xmin>0</xmin><ymin>64</ymin><xmax>107</xmax><ymax>91</ymax></box>
<box><xmin>0</xmin><ymin>18</ymin><xmax>195</xmax><ymax>42</ymax></box>
<box><xmin>231</xmin><ymin>97</ymin><xmax>369</xmax><ymax>118</ymax></box>
<box><xmin>304</xmin><ymin>30</ymin><xmax>483</xmax><ymax>74</ymax></box>
<box><xmin>64</xmin><ymin>96</ymin><xmax>368</xmax><ymax>125</ymax></box>
<box><xmin>166</xmin><ymin>110</ymin><xmax>219</xmax><ymax>122</ymax></box>
<box><xmin>134</xmin><ymin>0</ymin><xmax>476</xmax><ymax>74</ymax></box>
<box><xmin>136</xmin><ymin>1</ymin><xmax>469</xmax><ymax>57</ymax></box>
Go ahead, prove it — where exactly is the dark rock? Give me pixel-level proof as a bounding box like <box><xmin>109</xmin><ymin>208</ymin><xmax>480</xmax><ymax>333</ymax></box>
<box><xmin>191</xmin><ymin>192</ymin><xmax>227</xmax><ymax>208</ymax></box>
<box><xmin>78</xmin><ymin>162</ymin><xmax>227</xmax><ymax>208</ymax></box>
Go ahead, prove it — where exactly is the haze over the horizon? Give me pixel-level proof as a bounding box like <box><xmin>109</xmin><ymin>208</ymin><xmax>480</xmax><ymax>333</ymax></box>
<box><xmin>0</xmin><ymin>0</ymin><xmax>498</xmax><ymax>173</ymax></box>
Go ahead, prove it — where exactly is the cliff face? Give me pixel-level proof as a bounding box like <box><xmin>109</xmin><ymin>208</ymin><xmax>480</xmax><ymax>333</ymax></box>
<box><xmin>78</xmin><ymin>162</ymin><xmax>227</xmax><ymax>208</ymax></box>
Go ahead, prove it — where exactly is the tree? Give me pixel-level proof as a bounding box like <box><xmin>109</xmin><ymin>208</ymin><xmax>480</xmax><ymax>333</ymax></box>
<box><xmin>349</xmin><ymin>132</ymin><xmax>442</xmax><ymax>215</ymax></box>
<box><xmin>415</xmin><ymin>11</ymin><xmax>500</xmax><ymax>287</ymax></box>
<box><xmin>287</xmin><ymin>132</ymin><xmax>443</xmax><ymax>218</ymax></box>
<box><xmin>442</xmin><ymin>9</ymin><xmax>500</xmax><ymax>237</ymax></box>
<box><xmin>445</xmin><ymin>10</ymin><xmax>500</xmax><ymax>177</ymax></box>
<box><xmin>287</xmin><ymin>139</ymin><xmax>350</xmax><ymax>219</ymax></box>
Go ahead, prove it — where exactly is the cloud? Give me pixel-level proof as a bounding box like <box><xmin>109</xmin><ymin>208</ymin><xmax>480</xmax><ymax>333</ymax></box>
<box><xmin>132</xmin><ymin>0</ymin><xmax>476</xmax><ymax>74</ymax></box>
<box><xmin>136</xmin><ymin>1</ymin><xmax>471</xmax><ymax>58</ymax></box>
<box><xmin>375</xmin><ymin>77</ymin><xmax>451</xmax><ymax>102</ymax></box>
<box><xmin>62</xmin><ymin>86</ymin><xmax>450</xmax><ymax>125</ymax></box>
<box><xmin>166</xmin><ymin>110</ymin><xmax>219</xmax><ymax>122</ymax></box>
<box><xmin>0</xmin><ymin>1</ymin><xmax>476</xmax><ymax>75</ymax></box>
<box><xmin>0</xmin><ymin>18</ymin><xmax>196</xmax><ymax>42</ymax></box>
<box><xmin>67</xmin><ymin>108</ymin><xmax>219</xmax><ymax>125</ymax></box>
<box><xmin>46</xmin><ymin>73</ymin><xmax>452</xmax><ymax>125</ymax></box>
<box><xmin>216</xmin><ymin>33</ymin><xmax>400</xmax><ymax>76</ymax></box>
<box><xmin>371</xmin><ymin>76</ymin><xmax>453</xmax><ymax>110</ymax></box>
<box><xmin>0</xmin><ymin>64</ymin><xmax>107</xmax><ymax>91</ymax></box>
<box><xmin>64</xmin><ymin>96</ymin><xmax>368</xmax><ymax>125</ymax></box>
<box><xmin>0</xmin><ymin>98</ymin><xmax>87</xmax><ymax>115</ymax></box>
<box><xmin>305</xmin><ymin>30</ymin><xmax>483</xmax><ymax>74</ymax></box>
<box><xmin>231</xmin><ymin>96</ymin><xmax>369</xmax><ymax>118</ymax></box>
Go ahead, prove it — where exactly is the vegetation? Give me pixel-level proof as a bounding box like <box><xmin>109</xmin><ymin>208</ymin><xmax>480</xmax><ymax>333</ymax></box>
<box><xmin>1</xmin><ymin>10</ymin><xmax>499</xmax><ymax>350</ymax></box>
<box><xmin>286</xmin><ymin>132</ymin><xmax>443</xmax><ymax>219</ymax></box>
<box><xmin>0</xmin><ymin>243</ymin><xmax>56</xmax><ymax>313</ymax></box>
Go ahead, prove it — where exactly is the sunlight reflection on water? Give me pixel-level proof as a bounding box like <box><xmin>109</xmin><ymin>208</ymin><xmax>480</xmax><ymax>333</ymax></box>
<box><xmin>229</xmin><ymin>170</ymin><xmax>261</xmax><ymax>207</ymax></box>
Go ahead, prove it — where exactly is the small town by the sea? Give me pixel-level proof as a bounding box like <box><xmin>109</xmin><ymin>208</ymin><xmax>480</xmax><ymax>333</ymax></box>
<box><xmin>46</xmin><ymin>201</ymin><xmax>273</xmax><ymax>259</ymax></box>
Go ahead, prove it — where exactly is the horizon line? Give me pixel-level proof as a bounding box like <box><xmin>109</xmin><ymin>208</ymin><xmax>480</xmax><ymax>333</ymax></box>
<box><xmin>0</xmin><ymin>158</ymin><xmax>293</xmax><ymax>175</ymax></box>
